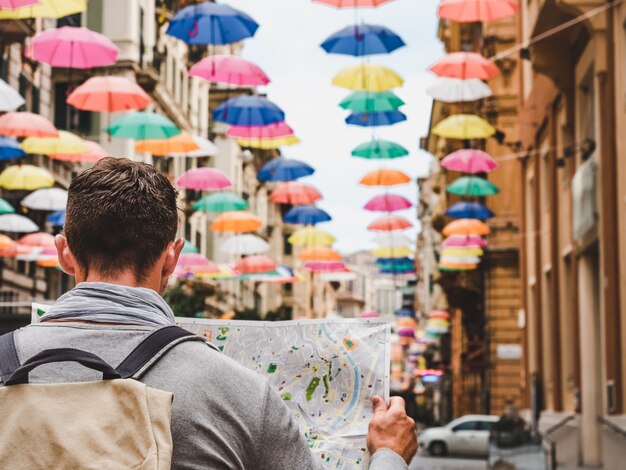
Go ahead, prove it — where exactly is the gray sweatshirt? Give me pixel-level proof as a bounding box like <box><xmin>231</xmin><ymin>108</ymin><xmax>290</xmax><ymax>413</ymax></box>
<box><xmin>7</xmin><ymin>323</ymin><xmax>408</xmax><ymax>470</ymax></box>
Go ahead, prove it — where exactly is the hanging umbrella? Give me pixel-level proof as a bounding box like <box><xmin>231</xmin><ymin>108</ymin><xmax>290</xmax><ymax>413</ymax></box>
<box><xmin>441</xmin><ymin>246</ymin><xmax>484</xmax><ymax>257</ymax></box>
<box><xmin>315</xmin><ymin>0</ymin><xmax>394</xmax><ymax>6</ymax></box>
<box><xmin>257</xmin><ymin>158</ymin><xmax>314</xmax><ymax>182</ymax></box>
<box><xmin>332</xmin><ymin>64</ymin><xmax>403</xmax><ymax>91</ymax></box>
<box><xmin>304</xmin><ymin>261</ymin><xmax>347</xmax><ymax>272</ymax></box>
<box><xmin>346</xmin><ymin>110</ymin><xmax>406</xmax><ymax>127</ymax></box>
<box><xmin>0</xmin><ymin>214</ymin><xmax>38</xmax><ymax>232</ymax></box>
<box><xmin>288</xmin><ymin>227</ymin><xmax>335</xmax><ymax>247</ymax></box>
<box><xmin>21</xmin><ymin>130</ymin><xmax>87</xmax><ymax>156</ymax></box>
<box><xmin>377</xmin><ymin>257</ymin><xmax>414</xmax><ymax>270</ymax></box>
<box><xmin>426</xmin><ymin>77</ymin><xmax>493</xmax><ymax>103</ymax></box>
<box><xmin>270</xmin><ymin>182</ymin><xmax>322</xmax><ymax>205</ymax></box>
<box><xmin>0</xmin><ymin>165</ymin><xmax>54</xmax><ymax>190</ymax></box>
<box><xmin>299</xmin><ymin>247</ymin><xmax>342</xmax><ymax>262</ymax></box>
<box><xmin>339</xmin><ymin>91</ymin><xmax>404</xmax><ymax>113</ymax></box>
<box><xmin>107</xmin><ymin>112</ymin><xmax>180</xmax><ymax>140</ymax></box>
<box><xmin>135</xmin><ymin>133</ymin><xmax>200</xmax><ymax>156</ymax></box>
<box><xmin>364</xmin><ymin>194</ymin><xmax>412</xmax><ymax>212</ymax></box>
<box><xmin>352</xmin><ymin>139</ymin><xmax>408</xmax><ymax>159</ymax></box>
<box><xmin>227</xmin><ymin>121</ymin><xmax>294</xmax><ymax>139</ymax></box>
<box><xmin>284</xmin><ymin>205</ymin><xmax>331</xmax><ymax>225</ymax></box>
<box><xmin>237</xmin><ymin>135</ymin><xmax>300</xmax><ymax>150</ymax></box>
<box><xmin>213</xmin><ymin>95</ymin><xmax>284</xmax><ymax>126</ymax></box>
<box><xmin>46</xmin><ymin>210</ymin><xmax>66</xmax><ymax>226</ymax></box>
<box><xmin>169</xmin><ymin>135</ymin><xmax>218</xmax><ymax>158</ymax></box>
<box><xmin>441</xmin><ymin>148</ymin><xmax>498</xmax><ymax>173</ymax></box>
<box><xmin>67</xmin><ymin>76</ymin><xmax>151</xmax><ymax>112</ymax></box>
<box><xmin>0</xmin><ymin>0</ymin><xmax>85</xmax><ymax>18</ymax></box>
<box><xmin>428</xmin><ymin>310</ymin><xmax>450</xmax><ymax>320</ymax></box>
<box><xmin>429</xmin><ymin>52</ymin><xmax>500</xmax><ymax>80</ymax></box>
<box><xmin>0</xmin><ymin>0</ymin><xmax>40</xmax><ymax>9</ymax></box>
<box><xmin>432</xmin><ymin>114</ymin><xmax>496</xmax><ymax>139</ymax></box>
<box><xmin>177</xmin><ymin>168</ymin><xmax>232</xmax><ymax>191</ymax></box>
<box><xmin>235</xmin><ymin>255</ymin><xmax>276</xmax><ymax>274</ymax></box>
<box><xmin>440</xmin><ymin>255</ymin><xmax>481</xmax><ymax>265</ymax></box>
<box><xmin>0</xmin><ymin>198</ymin><xmax>14</xmax><ymax>215</ymax></box>
<box><xmin>189</xmin><ymin>55</ymin><xmax>269</xmax><ymax>86</ymax></box>
<box><xmin>438</xmin><ymin>262</ymin><xmax>477</xmax><ymax>271</ymax></box>
<box><xmin>438</xmin><ymin>0</ymin><xmax>519</xmax><ymax>22</ymax></box>
<box><xmin>321</xmin><ymin>24</ymin><xmax>405</xmax><ymax>56</ymax></box>
<box><xmin>193</xmin><ymin>192</ymin><xmax>248</xmax><ymax>212</ymax></box>
<box><xmin>220</xmin><ymin>234</ymin><xmax>270</xmax><ymax>255</ymax></box>
<box><xmin>0</xmin><ymin>79</ymin><xmax>25</xmax><ymax>111</ymax></box>
<box><xmin>371</xmin><ymin>232</ymin><xmax>412</xmax><ymax>247</ymax></box>
<box><xmin>19</xmin><ymin>231</ymin><xmax>55</xmax><ymax>248</ymax></box>
<box><xmin>21</xmin><ymin>187</ymin><xmax>67</xmax><ymax>211</ymax></box>
<box><xmin>167</xmin><ymin>2</ymin><xmax>259</xmax><ymax>45</ymax></box>
<box><xmin>0</xmin><ymin>111</ymin><xmax>57</xmax><ymax>137</ymax></box>
<box><xmin>442</xmin><ymin>234</ymin><xmax>487</xmax><ymax>248</ymax></box>
<box><xmin>447</xmin><ymin>176</ymin><xmax>500</xmax><ymax>196</ymax></box>
<box><xmin>51</xmin><ymin>140</ymin><xmax>107</xmax><ymax>163</ymax></box>
<box><xmin>181</xmin><ymin>239</ymin><xmax>199</xmax><ymax>254</ymax></box>
<box><xmin>0</xmin><ymin>234</ymin><xmax>15</xmax><ymax>249</ymax></box>
<box><xmin>245</xmin><ymin>265</ymin><xmax>299</xmax><ymax>284</ymax></box>
<box><xmin>442</xmin><ymin>218</ymin><xmax>490</xmax><ymax>237</ymax></box>
<box><xmin>367</xmin><ymin>215</ymin><xmax>413</xmax><ymax>231</ymax></box>
<box><xmin>211</xmin><ymin>211</ymin><xmax>261</xmax><ymax>233</ymax></box>
<box><xmin>177</xmin><ymin>253</ymin><xmax>212</xmax><ymax>268</ymax></box>
<box><xmin>372</xmin><ymin>246</ymin><xmax>412</xmax><ymax>258</ymax></box>
<box><xmin>445</xmin><ymin>201</ymin><xmax>494</xmax><ymax>219</ymax></box>
<box><xmin>0</xmin><ymin>137</ymin><xmax>25</xmax><ymax>160</ymax></box>
<box><xmin>360</xmin><ymin>169</ymin><xmax>411</xmax><ymax>187</ymax></box>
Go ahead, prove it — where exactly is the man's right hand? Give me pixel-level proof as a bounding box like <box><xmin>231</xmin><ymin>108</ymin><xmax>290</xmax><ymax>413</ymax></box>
<box><xmin>366</xmin><ymin>396</ymin><xmax>418</xmax><ymax>464</ymax></box>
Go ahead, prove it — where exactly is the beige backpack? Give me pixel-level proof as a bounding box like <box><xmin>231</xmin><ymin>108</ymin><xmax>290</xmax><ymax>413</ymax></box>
<box><xmin>0</xmin><ymin>325</ymin><xmax>204</xmax><ymax>470</ymax></box>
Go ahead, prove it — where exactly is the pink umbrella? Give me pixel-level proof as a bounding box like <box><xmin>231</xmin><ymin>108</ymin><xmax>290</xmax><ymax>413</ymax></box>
<box><xmin>177</xmin><ymin>168</ymin><xmax>232</xmax><ymax>191</ymax></box>
<box><xmin>177</xmin><ymin>253</ymin><xmax>211</xmax><ymax>268</ymax></box>
<box><xmin>0</xmin><ymin>111</ymin><xmax>57</xmax><ymax>137</ymax></box>
<box><xmin>438</xmin><ymin>0</ymin><xmax>519</xmax><ymax>23</ymax></box>
<box><xmin>441</xmin><ymin>149</ymin><xmax>498</xmax><ymax>174</ymax></box>
<box><xmin>429</xmin><ymin>52</ymin><xmax>500</xmax><ymax>80</ymax></box>
<box><xmin>226</xmin><ymin>121</ymin><xmax>295</xmax><ymax>139</ymax></box>
<box><xmin>364</xmin><ymin>194</ymin><xmax>412</xmax><ymax>212</ymax></box>
<box><xmin>0</xmin><ymin>0</ymin><xmax>39</xmax><ymax>9</ymax></box>
<box><xmin>361</xmin><ymin>311</ymin><xmax>380</xmax><ymax>318</ymax></box>
<box><xmin>304</xmin><ymin>261</ymin><xmax>347</xmax><ymax>272</ymax></box>
<box><xmin>32</xmin><ymin>26</ymin><xmax>119</xmax><ymax>69</ymax></box>
<box><xmin>67</xmin><ymin>76</ymin><xmax>151</xmax><ymax>112</ymax></box>
<box><xmin>188</xmin><ymin>55</ymin><xmax>270</xmax><ymax>86</ymax></box>
<box><xmin>442</xmin><ymin>234</ymin><xmax>487</xmax><ymax>248</ymax></box>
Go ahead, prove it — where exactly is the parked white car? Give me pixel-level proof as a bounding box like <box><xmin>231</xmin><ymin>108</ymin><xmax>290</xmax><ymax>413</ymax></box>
<box><xmin>419</xmin><ymin>414</ymin><xmax>499</xmax><ymax>457</ymax></box>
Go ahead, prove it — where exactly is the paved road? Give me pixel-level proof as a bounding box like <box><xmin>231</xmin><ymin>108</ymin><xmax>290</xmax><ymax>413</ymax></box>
<box><xmin>410</xmin><ymin>453</ymin><xmax>488</xmax><ymax>470</ymax></box>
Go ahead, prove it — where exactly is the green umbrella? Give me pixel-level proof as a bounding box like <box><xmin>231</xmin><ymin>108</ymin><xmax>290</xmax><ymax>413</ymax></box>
<box><xmin>193</xmin><ymin>192</ymin><xmax>248</xmax><ymax>213</ymax></box>
<box><xmin>352</xmin><ymin>139</ymin><xmax>409</xmax><ymax>159</ymax></box>
<box><xmin>182</xmin><ymin>239</ymin><xmax>199</xmax><ymax>254</ymax></box>
<box><xmin>0</xmin><ymin>198</ymin><xmax>15</xmax><ymax>215</ymax></box>
<box><xmin>446</xmin><ymin>176</ymin><xmax>499</xmax><ymax>197</ymax></box>
<box><xmin>339</xmin><ymin>91</ymin><xmax>405</xmax><ymax>113</ymax></box>
<box><xmin>107</xmin><ymin>112</ymin><xmax>180</xmax><ymax>140</ymax></box>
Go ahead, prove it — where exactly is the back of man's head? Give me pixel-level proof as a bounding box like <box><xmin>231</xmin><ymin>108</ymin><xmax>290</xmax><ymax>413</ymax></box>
<box><xmin>64</xmin><ymin>157</ymin><xmax>179</xmax><ymax>282</ymax></box>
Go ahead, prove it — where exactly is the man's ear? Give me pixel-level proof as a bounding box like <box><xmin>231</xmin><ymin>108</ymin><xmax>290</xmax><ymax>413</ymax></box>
<box><xmin>162</xmin><ymin>237</ymin><xmax>185</xmax><ymax>278</ymax></box>
<box><xmin>55</xmin><ymin>234</ymin><xmax>77</xmax><ymax>276</ymax></box>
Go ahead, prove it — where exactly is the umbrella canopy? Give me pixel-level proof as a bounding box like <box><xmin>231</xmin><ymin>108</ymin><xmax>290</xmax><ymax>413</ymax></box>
<box><xmin>0</xmin><ymin>0</ymin><xmax>85</xmax><ymax>18</ymax></box>
<box><xmin>193</xmin><ymin>192</ymin><xmax>248</xmax><ymax>213</ymax></box>
<box><xmin>445</xmin><ymin>201</ymin><xmax>495</xmax><ymax>219</ymax></box>
<box><xmin>257</xmin><ymin>158</ymin><xmax>314</xmax><ymax>182</ymax></box>
<box><xmin>371</xmin><ymin>232</ymin><xmax>412</xmax><ymax>247</ymax></box>
<box><xmin>429</xmin><ymin>52</ymin><xmax>500</xmax><ymax>80</ymax></box>
<box><xmin>0</xmin><ymin>214</ymin><xmax>38</xmax><ymax>232</ymax></box>
<box><xmin>67</xmin><ymin>76</ymin><xmax>151</xmax><ymax>112</ymax></box>
<box><xmin>438</xmin><ymin>262</ymin><xmax>477</xmax><ymax>271</ymax></box>
<box><xmin>213</xmin><ymin>95</ymin><xmax>284</xmax><ymax>126</ymax></box>
<box><xmin>0</xmin><ymin>234</ymin><xmax>15</xmax><ymax>249</ymax></box>
<box><xmin>364</xmin><ymin>194</ymin><xmax>412</xmax><ymax>212</ymax></box>
<box><xmin>227</xmin><ymin>121</ymin><xmax>294</xmax><ymax>139</ymax></box>
<box><xmin>220</xmin><ymin>234</ymin><xmax>270</xmax><ymax>255</ymax></box>
<box><xmin>441</xmin><ymin>148</ymin><xmax>498</xmax><ymax>173</ymax></box>
<box><xmin>32</xmin><ymin>26</ymin><xmax>119</xmax><ymax>69</ymax></box>
<box><xmin>352</xmin><ymin>139</ymin><xmax>408</xmax><ymax>159</ymax></box>
<box><xmin>447</xmin><ymin>176</ymin><xmax>500</xmax><ymax>196</ymax></box>
<box><xmin>181</xmin><ymin>239</ymin><xmax>199</xmax><ymax>254</ymax></box>
<box><xmin>167</xmin><ymin>2</ymin><xmax>259</xmax><ymax>45</ymax></box>
<box><xmin>432</xmin><ymin>114</ymin><xmax>496</xmax><ymax>139</ymax></box>
<box><xmin>315</xmin><ymin>0</ymin><xmax>394</xmax><ymax>6</ymax></box>
<box><xmin>108</xmin><ymin>112</ymin><xmax>179</xmax><ymax>140</ymax></box>
<box><xmin>443</xmin><ymin>234</ymin><xmax>487</xmax><ymax>248</ymax></box>
<box><xmin>0</xmin><ymin>165</ymin><xmax>54</xmax><ymax>190</ymax></box>
<box><xmin>0</xmin><ymin>78</ymin><xmax>25</xmax><ymax>111</ymax></box>
<box><xmin>346</xmin><ymin>110</ymin><xmax>406</xmax><ymax>127</ymax></box>
<box><xmin>177</xmin><ymin>253</ymin><xmax>211</xmax><ymax>268</ymax></box>
<box><xmin>360</xmin><ymin>169</ymin><xmax>411</xmax><ymax>187</ymax></box>
<box><xmin>51</xmin><ymin>140</ymin><xmax>107</xmax><ymax>163</ymax></box>
<box><xmin>135</xmin><ymin>133</ymin><xmax>199</xmax><ymax>156</ymax></box>
<box><xmin>246</xmin><ymin>265</ymin><xmax>299</xmax><ymax>284</ymax></box>
<box><xmin>46</xmin><ymin>210</ymin><xmax>66</xmax><ymax>226</ymax></box>
<box><xmin>0</xmin><ymin>0</ymin><xmax>39</xmax><ymax>9</ymax></box>
<box><xmin>189</xmin><ymin>55</ymin><xmax>269</xmax><ymax>86</ymax></box>
<box><xmin>438</xmin><ymin>0</ymin><xmax>519</xmax><ymax>22</ymax></box>
<box><xmin>177</xmin><ymin>168</ymin><xmax>232</xmax><ymax>191</ymax></box>
<box><xmin>304</xmin><ymin>261</ymin><xmax>347</xmax><ymax>272</ymax></box>
<box><xmin>270</xmin><ymin>182</ymin><xmax>322</xmax><ymax>205</ymax></box>
<box><xmin>0</xmin><ymin>137</ymin><xmax>25</xmax><ymax>160</ymax></box>
<box><xmin>288</xmin><ymin>227</ymin><xmax>336</xmax><ymax>247</ymax></box>
<box><xmin>21</xmin><ymin>187</ymin><xmax>67</xmax><ymax>211</ymax></box>
<box><xmin>19</xmin><ymin>231</ymin><xmax>55</xmax><ymax>248</ymax></box>
<box><xmin>211</xmin><ymin>211</ymin><xmax>261</xmax><ymax>233</ymax></box>
<box><xmin>22</xmin><ymin>130</ymin><xmax>87</xmax><ymax>156</ymax></box>
<box><xmin>0</xmin><ymin>111</ymin><xmax>57</xmax><ymax>138</ymax></box>
<box><xmin>170</xmin><ymin>135</ymin><xmax>218</xmax><ymax>158</ymax></box>
<box><xmin>284</xmin><ymin>205</ymin><xmax>331</xmax><ymax>225</ymax></box>
<box><xmin>372</xmin><ymin>246</ymin><xmax>412</xmax><ymax>258</ymax></box>
<box><xmin>321</xmin><ymin>24</ymin><xmax>405</xmax><ymax>56</ymax></box>
<box><xmin>0</xmin><ymin>198</ymin><xmax>14</xmax><ymax>215</ymax></box>
<box><xmin>299</xmin><ymin>247</ymin><xmax>342</xmax><ymax>262</ymax></box>
<box><xmin>441</xmin><ymin>246</ymin><xmax>484</xmax><ymax>257</ymax></box>
<box><xmin>332</xmin><ymin>64</ymin><xmax>403</xmax><ymax>91</ymax></box>
<box><xmin>339</xmin><ymin>91</ymin><xmax>404</xmax><ymax>113</ymax></box>
<box><xmin>235</xmin><ymin>255</ymin><xmax>276</xmax><ymax>274</ymax></box>
<box><xmin>426</xmin><ymin>77</ymin><xmax>492</xmax><ymax>103</ymax></box>
<box><xmin>440</xmin><ymin>255</ymin><xmax>481</xmax><ymax>265</ymax></box>
<box><xmin>367</xmin><ymin>215</ymin><xmax>413</xmax><ymax>231</ymax></box>
<box><xmin>443</xmin><ymin>218</ymin><xmax>490</xmax><ymax>237</ymax></box>
<box><xmin>237</xmin><ymin>135</ymin><xmax>300</xmax><ymax>150</ymax></box>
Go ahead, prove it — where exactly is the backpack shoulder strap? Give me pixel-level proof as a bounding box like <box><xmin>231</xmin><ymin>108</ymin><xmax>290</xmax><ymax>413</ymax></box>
<box><xmin>0</xmin><ymin>331</ymin><xmax>21</xmax><ymax>383</ymax></box>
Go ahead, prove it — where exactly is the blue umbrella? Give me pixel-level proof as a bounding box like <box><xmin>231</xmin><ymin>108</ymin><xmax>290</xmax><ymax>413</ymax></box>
<box><xmin>445</xmin><ymin>201</ymin><xmax>494</xmax><ymax>220</ymax></box>
<box><xmin>345</xmin><ymin>110</ymin><xmax>407</xmax><ymax>127</ymax></box>
<box><xmin>321</xmin><ymin>24</ymin><xmax>405</xmax><ymax>57</ymax></box>
<box><xmin>47</xmin><ymin>210</ymin><xmax>66</xmax><ymax>226</ymax></box>
<box><xmin>257</xmin><ymin>158</ymin><xmax>315</xmax><ymax>182</ymax></box>
<box><xmin>0</xmin><ymin>136</ymin><xmax>25</xmax><ymax>160</ymax></box>
<box><xmin>284</xmin><ymin>205</ymin><xmax>332</xmax><ymax>225</ymax></box>
<box><xmin>394</xmin><ymin>308</ymin><xmax>416</xmax><ymax>318</ymax></box>
<box><xmin>213</xmin><ymin>95</ymin><xmax>284</xmax><ymax>126</ymax></box>
<box><xmin>166</xmin><ymin>2</ymin><xmax>259</xmax><ymax>45</ymax></box>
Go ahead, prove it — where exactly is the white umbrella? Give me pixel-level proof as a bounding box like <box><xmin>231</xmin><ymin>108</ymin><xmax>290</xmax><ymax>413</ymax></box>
<box><xmin>440</xmin><ymin>255</ymin><xmax>481</xmax><ymax>265</ymax></box>
<box><xmin>0</xmin><ymin>214</ymin><xmax>39</xmax><ymax>233</ymax></box>
<box><xmin>0</xmin><ymin>79</ymin><xmax>25</xmax><ymax>112</ymax></box>
<box><xmin>21</xmin><ymin>188</ymin><xmax>68</xmax><ymax>211</ymax></box>
<box><xmin>426</xmin><ymin>77</ymin><xmax>492</xmax><ymax>103</ymax></box>
<box><xmin>220</xmin><ymin>234</ymin><xmax>270</xmax><ymax>255</ymax></box>
<box><xmin>171</xmin><ymin>135</ymin><xmax>218</xmax><ymax>158</ymax></box>
<box><xmin>319</xmin><ymin>271</ymin><xmax>357</xmax><ymax>282</ymax></box>
<box><xmin>371</xmin><ymin>232</ymin><xmax>413</xmax><ymax>247</ymax></box>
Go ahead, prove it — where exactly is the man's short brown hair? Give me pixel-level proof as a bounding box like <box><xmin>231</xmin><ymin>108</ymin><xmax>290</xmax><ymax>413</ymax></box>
<box><xmin>64</xmin><ymin>157</ymin><xmax>179</xmax><ymax>281</ymax></box>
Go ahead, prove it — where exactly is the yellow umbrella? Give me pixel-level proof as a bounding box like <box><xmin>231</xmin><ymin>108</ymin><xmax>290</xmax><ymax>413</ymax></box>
<box><xmin>237</xmin><ymin>135</ymin><xmax>300</xmax><ymax>150</ymax></box>
<box><xmin>332</xmin><ymin>64</ymin><xmax>404</xmax><ymax>92</ymax></box>
<box><xmin>372</xmin><ymin>246</ymin><xmax>413</xmax><ymax>259</ymax></box>
<box><xmin>432</xmin><ymin>114</ymin><xmax>495</xmax><ymax>140</ymax></box>
<box><xmin>288</xmin><ymin>227</ymin><xmax>335</xmax><ymax>247</ymax></box>
<box><xmin>0</xmin><ymin>165</ymin><xmax>54</xmax><ymax>190</ymax></box>
<box><xmin>441</xmin><ymin>247</ymin><xmax>484</xmax><ymax>257</ymax></box>
<box><xmin>21</xmin><ymin>131</ymin><xmax>87</xmax><ymax>156</ymax></box>
<box><xmin>0</xmin><ymin>0</ymin><xmax>86</xmax><ymax>18</ymax></box>
<box><xmin>135</xmin><ymin>133</ymin><xmax>200</xmax><ymax>156</ymax></box>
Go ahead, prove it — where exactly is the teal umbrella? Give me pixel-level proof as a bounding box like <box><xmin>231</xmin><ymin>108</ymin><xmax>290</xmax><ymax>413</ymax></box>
<box><xmin>107</xmin><ymin>112</ymin><xmax>180</xmax><ymax>140</ymax></box>
<box><xmin>193</xmin><ymin>192</ymin><xmax>248</xmax><ymax>213</ymax></box>
<box><xmin>339</xmin><ymin>91</ymin><xmax>405</xmax><ymax>113</ymax></box>
<box><xmin>182</xmin><ymin>239</ymin><xmax>199</xmax><ymax>254</ymax></box>
<box><xmin>352</xmin><ymin>139</ymin><xmax>409</xmax><ymax>159</ymax></box>
<box><xmin>0</xmin><ymin>197</ymin><xmax>15</xmax><ymax>215</ymax></box>
<box><xmin>446</xmin><ymin>176</ymin><xmax>499</xmax><ymax>197</ymax></box>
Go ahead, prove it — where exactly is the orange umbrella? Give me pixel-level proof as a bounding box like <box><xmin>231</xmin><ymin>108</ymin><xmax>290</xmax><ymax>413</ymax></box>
<box><xmin>66</xmin><ymin>76</ymin><xmax>151</xmax><ymax>112</ymax></box>
<box><xmin>236</xmin><ymin>255</ymin><xmax>276</xmax><ymax>274</ymax></box>
<box><xmin>135</xmin><ymin>133</ymin><xmax>200</xmax><ymax>156</ymax></box>
<box><xmin>0</xmin><ymin>111</ymin><xmax>57</xmax><ymax>137</ymax></box>
<box><xmin>359</xmin><ymin>169</ymin><xmax>411</xmax><ymax>187</ymax></box>
<box><xmin>37</xmin><ymin>257</ymin><xmax>60</xmax><ymax>268</ymax></box>
<box><xmin>51</xmin><ymin>140</ymin><xmax>107</xmax><ymax>163</ymax></box>
<box><xmin>429</xmin><ymin>52</ymin><xmax>500</xmax><ymax>80</ymax></box>
<box><xmin>211</xmin><ymin>211</ymin><xmax>262</xmax><ymax>233</ymax></box>
<box><xmin>298</xmin><ymin>247</ymin><xmax>342</xmax><ymax>262</ymax></box>
<box><xmin>0</xmin><ymin>234</ymin><xmax>15</xmax><ymax>249</ymax></box>
<box><xmin>442</xmin><ymin>218</ymin><xmax>490</xmax><ymax>237</ymax></box>
<box><xmin>19</xmin><ymin>232</ymin><xmax>56</xmax><ymax>248</ymax></box>
<box><xmin>270</xmin><ymin>182</ymin><xmax>322</xmax><ymax>205</ymax></box>
<box><xmin>438</xmin><ymin>261</ymin><xmax>478</xmax><ymax>271</ymax></box>
<box><xmin>0</xmin><ymin>243</ymin><xmax>31</xmax><ymax>257</ymax></box>
<box><xmin>367</xmin><ymin>215</ymin><xmax>413</xmax><ymax>232</ymax></box>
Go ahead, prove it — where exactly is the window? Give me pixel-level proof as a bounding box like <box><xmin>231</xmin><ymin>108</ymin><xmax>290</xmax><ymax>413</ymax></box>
<box><xmin>54</xmin><ymin>82</ymin><xmax>91</xmax><ymax>133</ymax></box>
<box><xmin>57</xmin><ymin>13</ymin><xmax>81</xmax><ymax>27</ymax></box>
<box><xmin>452</xmin><ymin>421</ymin><xmax>478</xmax><ymax>432</ymax></box>
<box><xmin>476</xmin><ymin>421</ymin><xmax>494</xmax><ymax>431</ymax></box>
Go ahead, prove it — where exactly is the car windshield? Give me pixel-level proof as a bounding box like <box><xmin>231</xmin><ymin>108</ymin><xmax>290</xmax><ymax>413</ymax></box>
<box><xmin>452</xmin><ymin>421</ymin><xmax>478</xmax><ymax>431</ymax></box>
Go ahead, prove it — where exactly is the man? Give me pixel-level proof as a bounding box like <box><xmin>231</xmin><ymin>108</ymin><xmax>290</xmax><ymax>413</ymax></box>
<box><xmin>4</xmin><ymin>158</ymin><xmax>417</xmax><ymax>469</ymax></box>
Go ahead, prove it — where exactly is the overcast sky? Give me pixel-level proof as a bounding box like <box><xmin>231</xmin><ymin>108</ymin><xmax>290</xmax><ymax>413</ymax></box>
<box><xmin>227</xmin><ymin>0</ymin><xmax>443</xmax><ymax>252</ymax></box>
